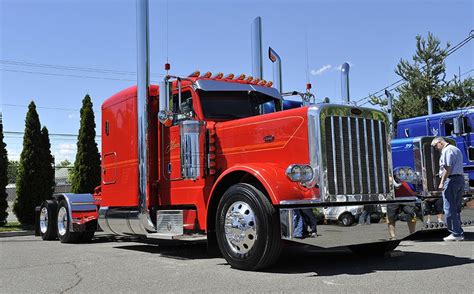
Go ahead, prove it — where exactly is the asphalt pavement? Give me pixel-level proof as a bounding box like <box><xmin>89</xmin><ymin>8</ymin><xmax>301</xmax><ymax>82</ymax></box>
<box><xmin>0</xmin><ymin>228</ymin><xmax>473</xmax><ymax>293</ymax></box>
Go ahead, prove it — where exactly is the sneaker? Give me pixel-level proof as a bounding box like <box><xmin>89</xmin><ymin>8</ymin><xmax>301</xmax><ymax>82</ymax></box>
<box><xmin>443</xmin><ymin>234</ymin><xmax>464</xmax><ymax>241</ymax></box>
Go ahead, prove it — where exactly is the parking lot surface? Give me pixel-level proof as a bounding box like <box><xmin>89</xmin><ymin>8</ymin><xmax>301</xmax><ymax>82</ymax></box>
<box><xmin>1</xmin><ymin>228</ymin><xmax>473</xmax><ymax>293</ymax></box>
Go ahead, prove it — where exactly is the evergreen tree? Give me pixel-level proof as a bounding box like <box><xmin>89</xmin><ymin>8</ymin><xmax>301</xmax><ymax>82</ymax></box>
<box><xmin>370</xmin><ymin>32</ymin><xmax>450</xmax><ymax>124</ymax></box>
<box><xmin>0</xmin><ymin>119</ymin><xmax>9</xmax><ymax>225</ymax></box>
<box><xmin>13</xmin><ymin>102</ymin><xmax>46</xmax><ymax>224</ymax></box>
<box><xmin>7</xmin><ymin>161</ymin><xmax>19</xmax><ymax>184</ymax></box>
<box><xmin>71</xmin><ymin>95</ymin><xmax>101</xmax><ymax>193</ymax></box>
<box><xmin>39</xmin><ymin>127</ymin><xmax>55</xmax><ymax>200</ymax></box>
<box><xmin>443</xmin><ymin>76</ymin><xmax>474</xmax><ymax>110</ymax></box>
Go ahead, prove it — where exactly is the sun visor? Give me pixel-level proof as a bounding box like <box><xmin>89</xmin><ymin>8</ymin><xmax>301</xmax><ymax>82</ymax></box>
<box><xmin>195</xmin><ymin>79</ymin><xmax>281</xmax><ymax>100</ymax></box>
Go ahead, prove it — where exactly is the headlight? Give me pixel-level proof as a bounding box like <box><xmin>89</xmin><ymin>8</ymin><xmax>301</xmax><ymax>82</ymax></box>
<box><xmin>394</xmin><ymin>166</ymin><xmax>417</xmax><ymax>183</ymax></box>
<box><xmin>406</xmin><ymin>168</ymin><xmax>415</xmax><ymax>182</ymax></box>
<box><xmin>286</xmin><ymin>164</ymin><xmax>314</xmax><ymax>183</ymax></box>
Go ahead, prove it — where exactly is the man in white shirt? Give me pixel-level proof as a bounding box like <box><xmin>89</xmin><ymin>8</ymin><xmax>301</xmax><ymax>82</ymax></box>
<box><xmin>431</xmin><ymin>137</ymin><xmax>465</xmax><ymax>241</ymax></box>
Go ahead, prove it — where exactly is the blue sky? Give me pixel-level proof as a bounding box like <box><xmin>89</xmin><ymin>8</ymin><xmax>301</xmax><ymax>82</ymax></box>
<box><xmin>1</xmin><ymin>0</ymin><xmax>473</xmax><ymax>162</ymax></box>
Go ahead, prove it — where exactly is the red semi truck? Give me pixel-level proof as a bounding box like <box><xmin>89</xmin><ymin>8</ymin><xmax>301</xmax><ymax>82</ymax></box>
<box><xmin>35</xmin><ymin>0</ymin><xmax>420</xmax><ymax>271</ymax></box>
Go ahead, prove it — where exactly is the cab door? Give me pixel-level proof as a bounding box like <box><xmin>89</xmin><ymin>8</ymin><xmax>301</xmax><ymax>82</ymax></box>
<box><xmin>161</xmin><ymin>90</ymin><xmax>195</xmax><ymax>181</ymax></box>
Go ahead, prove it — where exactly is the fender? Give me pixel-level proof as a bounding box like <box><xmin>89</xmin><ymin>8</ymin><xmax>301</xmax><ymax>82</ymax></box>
<box><xmin>208</xmin><ymin>163</ymin><xmax>317</xmax><ymax>206</ymax></box>
<box><xmin>53</xmin><ymin>193</ymin><xmax>98</xmax><ymax>231</ymax></box>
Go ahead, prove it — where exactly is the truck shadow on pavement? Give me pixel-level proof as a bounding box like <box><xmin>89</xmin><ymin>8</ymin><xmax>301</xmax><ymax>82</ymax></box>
<box><xmin>267</xmin><ymin>231</ymin><xmax>473</xmax><ymax>275</ymax></box>
<box><xmin>89</xmin><ymin>232</ymin><xmax>473</xmax><ymax>274</ymax></box>
<box><xmin>90</xmin><ymin>235</ymin><xmax>211</xmax><ymax>260</ymax></box>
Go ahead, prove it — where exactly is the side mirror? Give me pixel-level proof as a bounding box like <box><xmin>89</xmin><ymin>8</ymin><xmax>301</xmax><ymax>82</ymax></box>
<box><xmin>159</xmin><ymin>80</ymin><xmax>172</xmax><ymax>127</ymax></box>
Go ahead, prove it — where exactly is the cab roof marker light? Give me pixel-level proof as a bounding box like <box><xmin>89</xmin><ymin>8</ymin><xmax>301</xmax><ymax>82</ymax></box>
<box><xmin>266</xmin><ymin>81</ymin><xmax>273</xmax><ymax>87</ymax></box>
<box><xmin>188</xmin><ymin>71</ymin><xmax>200</xmax><ymax>77</ymax></box>
<box><xmin>201</xmin><ymin>71</ymin><xmax>212</xmax><ymax>78</ymax></box>
<box><xmin>212</xmin><ymin>72</ymin><xmax>224</xmax><ymax>79</ymax></box>
<box><xmin>235</xmin><ymin>74</ymin><xmax>246</xmax><ymax>80</ymax></box>
<box><xmin>224</xmin><ymin>73</ymin><xmax>235</xmax><ymax>79</ymax></box>
<box><xmin>252</xmin><ymin>78</ymin><xmax>261</xmax><ymax>85</ymax></box>
<box><xmin>258</xmin><ymin>79</ymin><xmax>267</xmax><ymax>86</ymax></box>
<box><xmin>246</xmin><ymin>76</ymin><xmax>254</xmax><ymax>83</ymax></box>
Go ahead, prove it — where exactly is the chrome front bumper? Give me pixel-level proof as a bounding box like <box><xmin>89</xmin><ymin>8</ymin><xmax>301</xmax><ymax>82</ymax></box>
<box><xmin>279</xmin><ymin>197</ymin><xmax>474</xmax><ymax>248</ymax></box>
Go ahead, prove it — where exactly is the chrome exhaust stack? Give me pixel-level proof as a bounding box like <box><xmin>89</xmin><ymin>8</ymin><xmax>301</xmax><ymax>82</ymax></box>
<box><xmin>136</xmin><ymin>0</ymin><xmax>155</xmax><ymax>234</ymax></box>
<box><xmin>268</xmin><ymin>47</ymin><xmax>282</xmax><ymax>93</ymax></box>
<box><xmin>341</xmin><ymin>62</ymin><xmax>350</xmax><ymax>104</ymax></box>
<box><xmin>251</xmin><ymin>17</ymin><xmax>263</xmax><ymax>80</ymax></box>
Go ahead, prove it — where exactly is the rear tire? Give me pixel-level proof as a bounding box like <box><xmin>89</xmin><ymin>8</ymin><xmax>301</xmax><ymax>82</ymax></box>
<box><xmin>216</xmin><ymin>183</ymin><xmax>282</xmax><ymax>271</ymax></box>
<box><xmin>57</xmin><ymin>200</ymin><xmax>81</xmax><ymax>243</ymax></box>
<box><xmin>39</xmin><ymin>200</ymin><xmax>58</xmax><ymax>240</ymax></box>
<box><xmin>349</xmin><ymin>240</ymin><xmax>401</xmax><ymax>256</ymax></box>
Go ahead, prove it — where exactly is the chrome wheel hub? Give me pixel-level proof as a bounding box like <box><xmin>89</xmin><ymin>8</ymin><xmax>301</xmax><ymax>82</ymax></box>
<box><xmin>224</xmin><ymin>201</ymin><xmax>257</xmax><ymax>254</ymax></box>
<box><xmin>39</xmin><ymin>207</ymin><xmax>48</xmax><ymax>234</ymax></box>
<box><xmin>57</xmin><ymin>207</ymin><xmax>68</xmax><ymax>236</ymax></box>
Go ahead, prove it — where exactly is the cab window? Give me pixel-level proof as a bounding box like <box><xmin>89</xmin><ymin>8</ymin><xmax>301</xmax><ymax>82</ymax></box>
<box><xmin>171</xmin><ymin>91</ymin><xmax>193</xmax><ymax>125</ymax></box>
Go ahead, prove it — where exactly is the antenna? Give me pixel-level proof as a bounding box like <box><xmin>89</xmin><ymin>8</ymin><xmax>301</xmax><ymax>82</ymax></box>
<box><xmin>165</xmin><ymin>0</ymin><xmax>170</xmax><ymax>75</ymax></box>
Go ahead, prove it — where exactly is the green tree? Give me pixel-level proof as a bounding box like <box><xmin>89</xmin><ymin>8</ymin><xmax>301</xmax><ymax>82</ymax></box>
<box><xmin>13</xmin><ymin>102</ymin><xmax>52</xmax><ymax>225</ymax></box>
<box><xmin>58</xmin><ymin>159</ymin><xmax>72</xmax><ymax>167</ymax></box>
<box><xmin>0</xmin><ymin>121</ymin><xmax>9</xmax><ymax>225</ymax></box>
<box><xmin>443</xmin><ymin>76</ymin><xmax>474</xmax><ymax>110</ymax></box>
<box><xmin>71</xmin><ymin>95</ymin><xmax>101</xmax><ymax>193</ymax></box>
<box><xmin>39</xmin><ymin>127</ymin><xmax>55</xmax><ymax>199</ymax></box>
<box><xmin>370</xmin><ymin>32</ymin><xmax>450</xmax><ymax>124</ymax></box>
<box><xmin>7</xmin><ymin>161</ymin><xmax>19</xmax><ymax>184</ymax></box>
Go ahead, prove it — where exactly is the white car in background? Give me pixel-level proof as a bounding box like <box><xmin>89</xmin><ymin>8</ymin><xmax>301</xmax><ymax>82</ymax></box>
<box><xmin>323</xmin><ymin>205</ymin><xmax>383</xmax><ymax>226</ymax></box>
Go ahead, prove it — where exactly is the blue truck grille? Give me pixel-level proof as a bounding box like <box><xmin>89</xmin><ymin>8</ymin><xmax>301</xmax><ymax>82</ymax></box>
<box><xmin>324</xmin><ymin>116</ymin><xmax>390</xmax><ymax>196</ymax></box>
<box><xmin>422</xmin><ymin>143</ymin><xmax>441</xmax><ymax>192</ymax></box>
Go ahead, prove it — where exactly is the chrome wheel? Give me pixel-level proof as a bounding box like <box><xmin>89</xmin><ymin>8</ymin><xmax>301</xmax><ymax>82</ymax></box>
<box><xmin>224</xmin><ymin>201</ymin><xmax>257</xmax><ymax>254</ymax></box>
<box><xmin>57</xmin><ymin>206</ymin><xmax>68</xmax><ymax>236</ymax></box>
<box><xmin>39</xmin><ymin>207</ymin><xmax>48</xmax><ymax>234</ymax></box>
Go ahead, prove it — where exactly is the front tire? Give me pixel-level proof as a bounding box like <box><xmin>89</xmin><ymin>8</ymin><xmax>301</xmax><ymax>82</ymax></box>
<box><xmin>39</xmin><ymin>200</ymin><xmax>58</xmax><ymax>240</ymax></box>
<box><xmin>340</xmin><ymin>212</ymin><xmax>354</xmax><ymax>226</ymax></box>
<box><xmin>57</xmin><ymin>200</ymin><xmax>81</xmax><ymax>243</ymax></box>
<box><xmin>216</xmin><ymin>183</ymin><xmax>282</xmax><ymax>271</ymax></box>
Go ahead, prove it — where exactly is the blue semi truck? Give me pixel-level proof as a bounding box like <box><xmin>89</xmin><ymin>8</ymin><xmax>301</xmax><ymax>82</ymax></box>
<box><xmin>391</xmin><ymin>107</ymin><xmax>474</xmax><ymax>229</ymax></box>
<box><xmin>395</xmin><ymin>107</ymin><xmax>474</xmax><ymax>189</ymax></box>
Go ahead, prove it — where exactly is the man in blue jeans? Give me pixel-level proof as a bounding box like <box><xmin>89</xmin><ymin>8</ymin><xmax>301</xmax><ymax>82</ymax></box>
<box><xmin>431</xmin><ymin>137</ymin><xmax>465</xmax><ymax>241</ymax></box>
<box><xmin>293</xmin><ymin>209</ymin><xmax>318</xmax><ymax>238</ymax></box>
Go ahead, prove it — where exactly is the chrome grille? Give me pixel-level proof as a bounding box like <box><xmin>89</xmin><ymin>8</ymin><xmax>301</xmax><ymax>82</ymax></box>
<box><xmin>422</xmin><ymin>143</ymin><xmax>441</xmax><ymax>192</ymax></box>
<box><xmin>325</xmin><ymin>116</ymin><xmax>390</xmax><ymax>195</ymax></box>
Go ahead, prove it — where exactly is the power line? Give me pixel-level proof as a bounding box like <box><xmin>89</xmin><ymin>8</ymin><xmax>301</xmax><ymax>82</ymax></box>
<box><xmin>357</xmin><ymin>31</ymin><xmax>474</xmax><ymax>104</ymax></box>
<box><xmin>4</xmin><ymin>131</ymin><xmax>101</xmax><ymax>138</ymax></box>
<box><xmin>0</xmin><ymin>68</ymin><xmax>138</xmax><ymax>82</ymax></box>
<box><xmin>0</xmin><ymin>59</ymin><xmax>165</xmax><ymax>78</ymax></box>
<box><xmin>360</xmin><ymin>68</ymin><xmax>474</xmax><ymax>106</ymax></box>
<box><xmin>3</xmin><ymin>103</ymin><xmax>80</xmax><ymax>112</ymax></box>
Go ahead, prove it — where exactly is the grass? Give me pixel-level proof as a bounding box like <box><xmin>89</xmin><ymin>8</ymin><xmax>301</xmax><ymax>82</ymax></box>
<box><xmin>0</xmin><ymin>221</ymin><xmax>28</xmax><ymax>232</ymax></box>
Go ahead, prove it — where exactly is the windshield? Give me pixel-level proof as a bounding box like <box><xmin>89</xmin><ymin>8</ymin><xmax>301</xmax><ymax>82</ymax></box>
<box><xmin>198</xmin><ymin>90</ymin><xmax>279</xmax><ymax>119</ymax></box>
